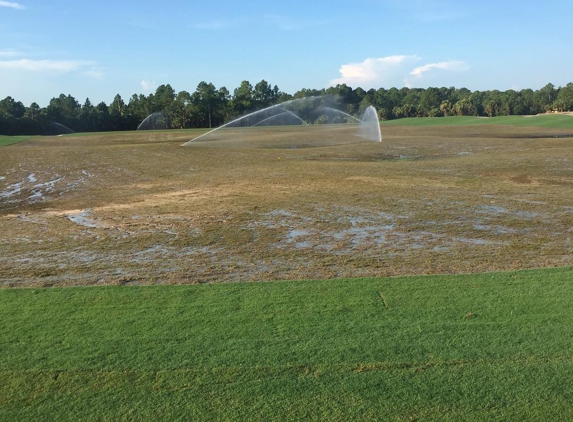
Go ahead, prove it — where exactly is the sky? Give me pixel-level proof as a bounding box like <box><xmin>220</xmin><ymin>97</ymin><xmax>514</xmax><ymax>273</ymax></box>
<box><xmin>1</xmin><ymin>0</ymin><xmax>573</xmax><ymax>107</ymax></box>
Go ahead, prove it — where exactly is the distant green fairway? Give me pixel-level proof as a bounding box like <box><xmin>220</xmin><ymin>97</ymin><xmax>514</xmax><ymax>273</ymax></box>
<box><xmin>0</xmin><ymin>135</ymin><xmax>31</xmax><ymax>147</ymax></box>
<box><xmin>382</xmin><ymin>114</ymin><xmax>573</xmax><ymax>129</ymax></box>
<box><xmin>2</xmin><ymin>267</ymin><xmax>573</xmax><ymax>421</ymax></box>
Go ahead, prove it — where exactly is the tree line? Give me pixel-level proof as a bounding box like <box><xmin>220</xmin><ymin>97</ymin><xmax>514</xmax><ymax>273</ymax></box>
<box><xmin>1</xmin><ymin>80</ymin><xmax>573</xmax><ymax>135</ymax></box>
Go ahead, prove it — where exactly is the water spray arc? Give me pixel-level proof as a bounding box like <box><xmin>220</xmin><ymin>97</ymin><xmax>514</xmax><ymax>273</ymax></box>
<box><xmin>315</xmin><ymin>107</ymin><xmax>362</xmax><ymax>123</ymax></box>
<box><xmin>181</xmin><ymin>98</ymin><xmax>312</xmax><ymax>145</ymax></box>
<box><xmin>252</xmin><ymin>109</ymin><xmax>308</xmax><ymax>127</ymax></box>
<box><xmin>137</xmin><ymin>112</ymin><xmax>169</xmax><ymax>131</ymax></box>
<box><xmin>49</xmin><ymin>122</ymin><xmax>75</xmax><ymax>135</ymax></box>
<box><xmin>181</xmin><ymin>96</ymin><xmax>381</xmax><ymax>146</ymax></box>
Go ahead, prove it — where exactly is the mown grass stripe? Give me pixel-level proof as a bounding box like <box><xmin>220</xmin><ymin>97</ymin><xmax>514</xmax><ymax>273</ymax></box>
<box><xmin>1</xmin><ymin>267</ymin><xmax>573</xmax><ymax>420</ymax></box>
<box><xmin>380</xmin><ymin>114</ymin><xmax>573</xmax><ymax>128</ymax></box>
<box><xmin>0</xmin><ymin>135</ymin><xmax>31</xmax><ymax>147</ymax></box>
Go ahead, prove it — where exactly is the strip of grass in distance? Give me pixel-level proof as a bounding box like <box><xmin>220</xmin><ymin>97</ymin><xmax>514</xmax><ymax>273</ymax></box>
<box><xmin>381</xmin><ymin>114</ymin><xmax>573</xmax><ymax>129</ymax></box>
<box><xmin>65</xmin><ymin>128</ymin><xmax>207</xmax><ymax>137</ymax></box>
<box><xmin>2</xmin><ymin>267</ymin><xmax>573</xmax><ymax>421</ymax></box>
<box><xmin>0</xmin><ymin>135</ymin><xmax>31</xmax><ymax>147</ymax></box>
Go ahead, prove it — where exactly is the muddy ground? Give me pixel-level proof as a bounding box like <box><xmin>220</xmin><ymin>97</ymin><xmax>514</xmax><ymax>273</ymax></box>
<box><xmin>2</xmin><ymin>124</ymin><xmax>573</xmax><ymax>287</ymax></box>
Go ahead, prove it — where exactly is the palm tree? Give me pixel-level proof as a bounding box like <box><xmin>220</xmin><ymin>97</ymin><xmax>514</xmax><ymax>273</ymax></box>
<box><xmin>453</xmin><ymin>98</ymin><xmax>475</xmax><ymax>116</ymax></box>
<box><xmin>439</xmin><ymin>101</ymin><xmax>452</xmax><ymax>117</ymax></box>
<box><xmin>485</xmin><ymin>100</ymin><xmax>499</xmax><ymax>117</ymax></box>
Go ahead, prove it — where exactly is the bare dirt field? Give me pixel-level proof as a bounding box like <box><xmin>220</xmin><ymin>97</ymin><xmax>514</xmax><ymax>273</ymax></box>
<box><xmin>2</xmin><ymin>124</ymin><xmax>573</xmax><ymax>287</ymax></box>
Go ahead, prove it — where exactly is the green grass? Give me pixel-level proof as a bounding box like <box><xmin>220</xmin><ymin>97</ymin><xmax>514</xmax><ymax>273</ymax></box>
<box><xmin>2</xmin><ymin>268</ymin><xmax>573</xmax><ymax>420</ymax></box>
<box><xmin>381</xmin><ymin>114</ymin><xmax>573</xmax><ymax>128</ymax></box>
<box><xmin>0</xmin><ymin>135</ymin><xmax>31</xmax><ymax>147</ymax></box>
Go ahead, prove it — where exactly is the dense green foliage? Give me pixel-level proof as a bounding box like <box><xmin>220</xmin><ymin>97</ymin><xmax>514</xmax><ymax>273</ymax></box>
<box><xmin>1</xmin><ymin>81</ymin><xmax>573</xmax><ymax>135</ymax></box>
<box><xmin>2</xmin><ymin>267</ymin><xmax>573</xmax><ymax>420</ymax></box>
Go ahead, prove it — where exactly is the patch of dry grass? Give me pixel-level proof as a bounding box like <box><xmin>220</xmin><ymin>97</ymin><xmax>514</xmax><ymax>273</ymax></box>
<box><xmin>2</xmin><ymin>124</ymin><xmax>573</xmax><ymax>287</ymax></box>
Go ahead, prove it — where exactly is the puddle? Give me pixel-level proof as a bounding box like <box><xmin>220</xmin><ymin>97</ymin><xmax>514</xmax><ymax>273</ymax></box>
<box><xmin>28</xmin><ymin>190</ymin><xmax>45</xmax><ymax>202</ymax></box>
<box><xmin>331</xmin><ymin>225</ymin><xmax>393</xmax><ymax>247</ymax></box>
<box><xmin>0</xmin><ymin>182</ymin><xmax>22</xmax><ymax>199</ymax></box>
<box><xmin>476</xmin><ymin>205</ymin><xmax>541</xmax><ymax>220</ymax></box>
<box><xmin>133</xmin><ymin>245</ymin><xmax>171</xmax><ymax>262</ymax></box>
<box><xmin>477</xmin><ymin>205</ymin><xmax>508</xmax><ymax>214</ymax></box>
<box><xmin>473</xmin><ymin>224</ymin><xmax>517</xmax><ymax>234</ymax></box>
<box><xmin>67</xmin><ymin>209</ymin><xmax>102</xmax><ymax>228</ymax></box>
<box><xmin>514</xmin><ymin>199</ymin><xmax>547</xmax><ymax>205</ymax></box>
<box><xmin>33</xmin><ymin>177</ymin><xmax>63</xmax><ymax>192</ymax></box>
<box><xmin>283</xmin><ymin>229</ymin><xmax>313</xmax><ymax>249</ymax></box>
<box><xmin>286</xmin><ymin>229</ymin><xmax>311</xmax><ymax>240</ymax></box>
<box><xmin>514</xmin><ymin>210</ymin><xmax>539</xmax><ymax>219</ymax></box>
<box><xmin>266</xmin><ymin>209</ymin><xmax>296</xmax><ymax>218</ymax></box>
<box><xmin>18</xmin><ymin>214</ymin><xmax>46</xmax><ymax>224</ymax></box>
<box><xmin>453</xmin><ymin>237</ymin><xmax>500</xmax><ymax>246</ymax></box>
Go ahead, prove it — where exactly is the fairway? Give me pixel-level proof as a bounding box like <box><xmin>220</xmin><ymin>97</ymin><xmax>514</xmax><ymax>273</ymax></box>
<box><xmin>1</xmin><ymin>267</ymin><xmax>573</xmax><ymax>420</ymax></box>
<box><xmin>381</xmin><ymin>114</ymin><xmax>573</xmax><ymax>129</ymax></box>
<box><xmin>2</xmin><ymin>122</ymin><xmax>573</xmax><ymax>286</ymax></box>
<box><xmin>0</xmin><ymin>135</ymin><xmax>31</xmax><ymax>147</ymax></box>
<box><xmin>3</xmin><ymin>121</ymin><xmax>573</xmax><ymax>420</ymax></box>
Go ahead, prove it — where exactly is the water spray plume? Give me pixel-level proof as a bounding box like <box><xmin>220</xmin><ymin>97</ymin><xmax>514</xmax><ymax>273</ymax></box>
<box><xmin>359</xmin><ymin>106</ymin><xmax>382</xmax><ymax>142</ymax></box>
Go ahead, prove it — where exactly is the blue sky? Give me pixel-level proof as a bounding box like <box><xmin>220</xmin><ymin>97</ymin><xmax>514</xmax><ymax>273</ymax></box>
<box><xmin>1</xmin><ymin>0</ymin><xmax>572</xmax><ymax>106</ymax></box>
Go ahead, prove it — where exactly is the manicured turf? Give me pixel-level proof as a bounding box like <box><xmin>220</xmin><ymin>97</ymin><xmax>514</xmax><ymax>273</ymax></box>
<box><xmin>0</xmin><ymin>135</ymin><xmax>31</xmax><ymax>147</ymax></box>
<box><xmin>381</xmin><ymin>114</ymin><xmax>573</xmax><ymax>128</ymax></box>
<box><xmin>2</xmin><ymin>267</ymin><xmax>573</xmax><ymax>420</ymax></box>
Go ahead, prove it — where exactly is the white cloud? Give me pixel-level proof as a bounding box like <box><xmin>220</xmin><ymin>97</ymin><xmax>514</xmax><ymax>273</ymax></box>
<box><xmin>410</xmin><ymin>60</ymin><xmax>469</xmax><ymax>77</ymax></box>
<box><xmin>0</xmin><ymin>1</ymin><xmax>25</xmax><ymax>10</ymax></box>
<box><xmin>84</xmin><ymin>69</ymin><xmax>104</xmax><ymax>79</ymax></box>
<box><xmin>141</xmin><ymin>80</ymin><xmax>156</xmax><ymax>92</ymax></box>
<box><xmin>330</xmin><ymin>55</ymin><xmax>420</xmax><ymax>88</ymax></box>
<box><xmin>0</xmin><ymin>59</ymin><xmax>95</xmax><ymax>71</ymax></box>
<box><xmin>331</xmin><ymin>55</ymin><xmax>470</xmax><ymax>89</ymax></box>
<box><xmin>0</xmin><ymin>49</ymin><xmax>22</xmax><ymax>58</ymax></box>
<box><xmin>404</xmin><ymin>60</ymin><xmax>469</xmax><ymax>88</ymax></box>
